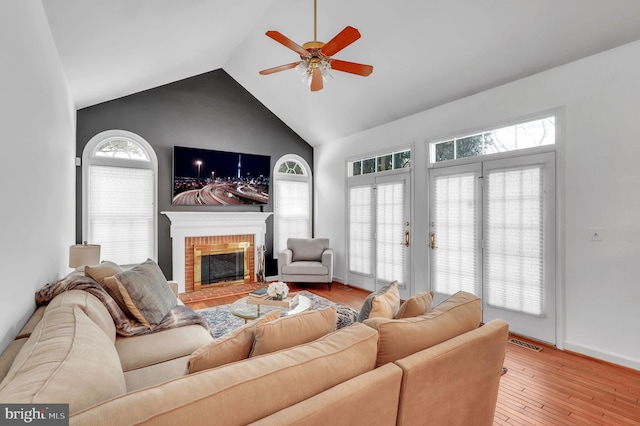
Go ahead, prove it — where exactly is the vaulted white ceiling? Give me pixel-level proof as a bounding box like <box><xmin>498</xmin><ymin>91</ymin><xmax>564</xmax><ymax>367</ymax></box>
<box><xmin>41</xmin><ymin>0</ymin><xmax>640</xmax><ymax>146</ymax></box>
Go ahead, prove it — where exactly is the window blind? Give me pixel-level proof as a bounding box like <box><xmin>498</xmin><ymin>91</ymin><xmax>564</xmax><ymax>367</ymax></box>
<box><xmin>376</xmin><ymin>182</ymin><xmax>405</xmax><ymax>285</ymax></box>
<box><xmin>88</xmin><ymin>165</ymin><xmax>154</xmax><ymax>265</ymax></box>
<box><xmin>484</xmin><ymin>165</ymin><xmax>544</xmax><ymax>316</ymax></box>
<box><xmin>275</xmin><ymin>179</ymin><xmax>310</xmax><ymax>253</ymax></box>
<box><xmin>432</xmin><ymin>172</ymin><xmax>478</xmax><ymax>295</ymax></box>
<box><xmin>349</xmin><ymin>185</ymin><xmax>373</xmax><ymax>275</ymax></box>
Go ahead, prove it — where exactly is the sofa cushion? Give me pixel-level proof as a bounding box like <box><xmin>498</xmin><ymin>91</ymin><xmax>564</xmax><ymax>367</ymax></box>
<box><xmin>0</xmin><ymin>305</ymin><xmax>126</xmax><ymax>415</ymax></box>
<box><xmin>116</xmin><ymin>324</ymin><xmax>215</xmax><ymax>373</ymax></box>
<box><xmin>111</xmin><ymin>259</ymin><xmax>177</xmax><ymax>328</ymax></box>
<box><xmin>47</xmin><ymin>290</ymin><xmax>116</xmax><ymax>343</ymax></box>
<box><xmin>250</xmin><ymin>306</ymin><xmax>337</xmax><ymax>357</ymax></box>
<box><xmin>363</xmin><ymin>291</ymin><xmax>482</xmax><ymax>367</ymax></box>
<box><xmin>395</xmin><ymin>291</ymin><xmax>434</xmax><ymax>319</ymax></box>
<box><xmin>69</xmin><ymin>323</ymin><xmax>379</xmax><ymax>426</ymax></box>
<box><xmin>288</xmin><ymin>238</ymin><xmax>329</xmax><ymax>261</ymax></box>
<box><xmin>357</xmin><ymin>281</ymin><xmax>400</xmax><ymax>322</ymax></box>
<box><xmin>188</xmin><ymin>310</ymin><xmax>281</xmax><ymax>374</ymax></box>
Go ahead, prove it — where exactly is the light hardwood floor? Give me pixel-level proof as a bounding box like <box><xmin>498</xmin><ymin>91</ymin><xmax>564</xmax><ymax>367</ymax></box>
<box><xmin>183</xmin><ymin>283</ymin><xmax>640</xmax><ymax>425</ymax></box>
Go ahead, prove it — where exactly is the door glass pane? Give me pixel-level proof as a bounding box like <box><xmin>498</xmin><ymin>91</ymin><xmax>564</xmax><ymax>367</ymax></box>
<box><xmin>349</xmin><ymin>185</ymin><xmax>373</xmax><ymax>275</ymax></box>
<box><xmin>484</xmin><ymin>165</ymin><xmax>544</xmax><ymax>316</ymax></box>
<box><xmin>432</xmin><ymin>172</ymin><xmax>478</xmax><ymax>295</ymax></box>
<box><xmin>376</xmin><ymin>182</ymin><xmax>405</xmax><ymax>285</ymax></box>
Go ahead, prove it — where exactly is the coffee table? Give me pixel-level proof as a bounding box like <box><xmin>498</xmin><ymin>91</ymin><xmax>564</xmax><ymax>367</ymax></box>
<box><xmin>230</xmin><ymin>294</ymin><xmax>312</xmax><ymax>323</ymax></box>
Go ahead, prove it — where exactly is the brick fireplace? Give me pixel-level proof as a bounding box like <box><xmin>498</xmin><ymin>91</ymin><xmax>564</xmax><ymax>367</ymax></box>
<box><xmin>162</xmin><ymin>211</ymin><xmax>272</xmax><ymax>293</ymax></box>
<box><xmin>186</xmin><ymin>235</ymin><xmax>254</xmax><ymax>292</ymax></box>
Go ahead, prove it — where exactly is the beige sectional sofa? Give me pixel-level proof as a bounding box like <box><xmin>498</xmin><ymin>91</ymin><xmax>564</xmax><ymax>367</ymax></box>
<box><xmin>0</xmin><ymin>288</ymin><xmax>508</xmax><ymax>425</ymax></box>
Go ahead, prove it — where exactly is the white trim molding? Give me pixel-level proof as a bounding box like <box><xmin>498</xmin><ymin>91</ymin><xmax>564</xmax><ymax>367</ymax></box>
<box><xmin>162</xmin><ymin>211</ymin><xmax>272</xmax><ymax>293</ymax></box>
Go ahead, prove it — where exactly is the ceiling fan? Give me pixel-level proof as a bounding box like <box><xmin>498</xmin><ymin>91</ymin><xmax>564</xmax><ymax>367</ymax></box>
<box><xmin>259</xmin><ymin>0</ymin><xmax>373</xmax><ymax>92</ymax></box>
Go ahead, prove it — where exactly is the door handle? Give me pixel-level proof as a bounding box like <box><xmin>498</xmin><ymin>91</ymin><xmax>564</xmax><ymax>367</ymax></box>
<box><xmin>404</xmin><ymin>230</ymin><xmax>410</xmax><ymax>247</ymax></box>
<box><xmin>430</xmin><ymin>232</ymin><xmax>437</xmax><ymax>250</ymax></box>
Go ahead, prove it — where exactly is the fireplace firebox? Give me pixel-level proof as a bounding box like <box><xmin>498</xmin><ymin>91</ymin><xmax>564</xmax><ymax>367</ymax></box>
<box><xmin>193</xmin><ymin>242</ymin><xmax>250</xmax><ymax>291</ymax></box>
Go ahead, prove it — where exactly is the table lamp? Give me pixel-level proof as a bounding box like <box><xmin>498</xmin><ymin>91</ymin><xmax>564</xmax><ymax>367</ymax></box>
<box><xmin>69</xmin><ymin>242</ymin><xmax>101</xmax><ymax>270</ymax></box>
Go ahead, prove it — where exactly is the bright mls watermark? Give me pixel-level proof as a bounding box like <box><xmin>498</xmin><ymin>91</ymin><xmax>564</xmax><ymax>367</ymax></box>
<box><xmin>1</xmin><ymin>404</ymin><xmax>68</xmax><ymax>425</ymax></box>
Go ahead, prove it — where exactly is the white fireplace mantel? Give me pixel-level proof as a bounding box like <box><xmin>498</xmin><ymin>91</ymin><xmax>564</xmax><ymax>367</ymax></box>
<box><xmin>162</xmin><ymin>211</ymin><xmax>272</xmax><ymax>293</ymax></box>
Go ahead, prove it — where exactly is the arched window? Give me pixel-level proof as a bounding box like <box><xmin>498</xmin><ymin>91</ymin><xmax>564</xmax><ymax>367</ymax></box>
<box><xmin>273</xmin><ymin>155</ymin><xmax>312</xmax><ymax>256</ymax></box>
<box><xmin>82</xmin><ymin>130</ymin><xmax>158</xmax><ymax>265</ymax></box>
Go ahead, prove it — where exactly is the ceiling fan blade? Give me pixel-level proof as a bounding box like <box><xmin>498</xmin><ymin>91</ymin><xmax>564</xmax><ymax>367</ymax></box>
<box><xmin>259</xmin><ymin>62</ymin><xmax>301</xmax><ymax>75</ymax></box>
<box><xmin>321</xmin><ymin>26</ymin><xmax>361</xmax><ymax>57</ymax></box>
<box><xmin>265</xmin><ymin>31</ymin><xmax>309</xmax><ymax>57</ymax></box>
<box><xmin>330</xmin><ymin>59</ymin><xmax>373</xmax><ymax>76</ymax></box>
<box><xmin>310</xmin><ymin>68</ymin><xmax>323</xmax><ymax>91</ymax></box>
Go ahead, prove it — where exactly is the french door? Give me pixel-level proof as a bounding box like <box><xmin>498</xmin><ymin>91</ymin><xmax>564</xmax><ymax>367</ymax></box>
<box><xmin>348</xmin><ymin>172</ymin><xmax>411</xmax><ymax>299</ymax></box>
<box><xmin>429</xmin><ymin>152</ymin><xmax>555</xmax><ymax>343</ymax></box>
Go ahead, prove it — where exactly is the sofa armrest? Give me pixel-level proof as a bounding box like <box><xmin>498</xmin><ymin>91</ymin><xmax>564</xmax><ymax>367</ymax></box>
<box><xmin>321</xmin><ymin>249</ymin><xmax>333</xmax><ymax>280</ymax></box>
<box><xmin>278</xmin><ymin>249</ymin><xmax>293</xmax><ymax>280</ymax></box>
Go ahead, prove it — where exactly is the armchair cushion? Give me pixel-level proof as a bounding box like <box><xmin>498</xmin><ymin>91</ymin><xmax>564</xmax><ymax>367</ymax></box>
<box><xmin>288</xmin><ymin>238</ymin><xmax>330</xmax><ymax>261</ymax></box>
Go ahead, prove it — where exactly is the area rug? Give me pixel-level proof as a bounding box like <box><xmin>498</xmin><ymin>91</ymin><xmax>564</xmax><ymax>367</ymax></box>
<box><xmin>196</xmin><ymin>290</ymin><xmax>359</xmax><ymax>338</ymax></box>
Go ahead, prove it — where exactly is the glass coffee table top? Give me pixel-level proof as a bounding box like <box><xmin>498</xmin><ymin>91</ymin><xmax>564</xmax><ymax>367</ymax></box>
<box><xmin>230</xmin><ymin>294</ymin><xmax>312</xmax><ymax>321</ymax></box>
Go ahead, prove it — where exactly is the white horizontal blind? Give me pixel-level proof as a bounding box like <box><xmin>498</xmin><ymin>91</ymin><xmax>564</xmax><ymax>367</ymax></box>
<box><xmin>88</xmin><ymin>165</ymin><xmax>154</xmax><ymax>265</ymax></box>
<box><xmin>349</xmin><ymin>185</ymin><xmax>373</xmax><ymax>275</ymax></box>
<box><xmin>376</xmin><ymin>182</ymin><xmax>405</xmax><ymax>285</ymax></box>
<box><xmin>432</xmin><ymin>172</ymin><xmax>478</xmax><ymax>295</ymax></box>
<box><xmin>275</xmin><ymin>179</ymin><xmax>310</xmax><ymax>253</ymax></box>
<box><xmin>484</xmin><ymin>165</ymin><xmax>544</xmax><ymax>316</ymax></box>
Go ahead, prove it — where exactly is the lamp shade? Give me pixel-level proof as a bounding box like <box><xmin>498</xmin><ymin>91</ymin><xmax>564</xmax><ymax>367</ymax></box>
<box><xmin>69</xmin><ymin>242</ymin><xmax>101</xmax><ymax>268</ymax></box>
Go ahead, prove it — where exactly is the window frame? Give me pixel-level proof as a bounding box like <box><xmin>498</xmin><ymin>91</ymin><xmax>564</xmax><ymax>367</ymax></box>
<box><xmin>82</xmin><ymin>130</ymin><xmax>158</xmax><ymax>264</ymax></box>
<box><xmin>273</xmin><ymin>154</ymin><xmax>312</xmax><ymax>258</ymax></box>
<box><xmin>428</xmin><ymin>113</ymin><xmax>557</xmax><ymax>165</ymax></box>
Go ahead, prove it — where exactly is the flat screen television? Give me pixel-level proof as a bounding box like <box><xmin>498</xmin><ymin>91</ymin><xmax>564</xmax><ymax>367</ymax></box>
<box><xmin>172</xmin><ymin>146</ymin><xmax>270</xmax><ymax>206</ymax></box>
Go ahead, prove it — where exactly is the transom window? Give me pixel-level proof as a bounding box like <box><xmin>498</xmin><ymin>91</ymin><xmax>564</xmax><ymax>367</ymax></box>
<box><xmin>430</xmin><ymin>116</ymin><xmax>555</xmax><ymax>163</ymax></box>
<box><xmin>348</xmin><ymin>149</ymin><xmax>411</xmax><ymax>177</ymax></box>
<box><xmin>94</xmin><ymin>138</ymin><xmax>150</xmax><ymax>160</ymax></box>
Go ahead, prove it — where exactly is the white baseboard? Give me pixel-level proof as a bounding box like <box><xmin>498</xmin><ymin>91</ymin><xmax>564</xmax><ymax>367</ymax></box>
<box><xmin>564</xmin><ymin>340</ymin><xmax>640</xmax><ymax>371</ymax></box>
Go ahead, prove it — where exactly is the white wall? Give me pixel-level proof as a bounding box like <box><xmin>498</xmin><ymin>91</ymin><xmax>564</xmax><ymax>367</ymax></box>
<box><xmin>0</xmin><ymin>1</ymin><xmax>76</xmax><ymax>353</ymax></box>
<box><xmin>315</xmin><ymin>41</ymin><xmax>640</xmax><ymax>370</ymax></box>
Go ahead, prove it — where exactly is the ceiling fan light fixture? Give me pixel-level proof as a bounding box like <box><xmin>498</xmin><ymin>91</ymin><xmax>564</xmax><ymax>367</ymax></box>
<box><xmin>259</xmin><ymin>0</ymin><xmax>373</xmax><ymax>92</ymax></box>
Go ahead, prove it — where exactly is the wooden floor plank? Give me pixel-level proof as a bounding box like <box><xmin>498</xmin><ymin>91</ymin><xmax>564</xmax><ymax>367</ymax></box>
<box><xmin>182</xmin><ymin>283</ymin><xmax>640</xmax><ymax>426</ymax></box>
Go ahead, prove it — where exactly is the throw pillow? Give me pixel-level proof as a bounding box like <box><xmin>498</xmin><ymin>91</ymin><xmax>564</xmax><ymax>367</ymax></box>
<box><xmin>394</xmin><ymin>291</ymin><xmax>435</xmax><ymax>319</ymax></box>
<box><xmin>112</xmin><ymin>259</ymin><xmax>178</xmax><ymax>328</ymax></box>
<box><xmin>250</xmin><ymin>306</ymin><xmax>337</xmax><ymax>357</ymax></box>
<box><xmin>188</xmin><ymin>309</ymin><xmax>281</xmax><ymax>374</ymax></box>
<box><xmin>85</xmin><ymin>261</ymin><xmax>123</xmax><ymax>286</ymax></box>
<box><xmin>86</xmin><ymin>261</ymin><xmax>127</xmax><ymax>311</ymax></box>
<box><xmin>356</xmin><ymin>280</ymin><xmax>400</xmax><ymax>322</ymax></box>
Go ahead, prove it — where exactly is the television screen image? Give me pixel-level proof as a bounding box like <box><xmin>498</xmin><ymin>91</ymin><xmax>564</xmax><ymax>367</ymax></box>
<box><xmin>173</xmin><ymin>146</ymin><xmax>270</xmax><ymax>206</ymax></box>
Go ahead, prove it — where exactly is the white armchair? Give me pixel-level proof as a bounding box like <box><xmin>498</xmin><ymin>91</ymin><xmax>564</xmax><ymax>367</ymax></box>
<box><xmin>278</xmin><ymin>238</ymin><xmax>334</xmax><ymax>290</ymax></box>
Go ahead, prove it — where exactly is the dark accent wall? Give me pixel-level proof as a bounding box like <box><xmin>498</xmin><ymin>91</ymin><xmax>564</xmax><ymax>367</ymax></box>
<box><xmin>76</xmin><ymin>69</ymin><xmax>313</xmax><ymax>279</ymax></box>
